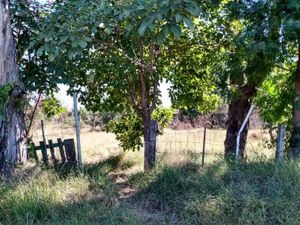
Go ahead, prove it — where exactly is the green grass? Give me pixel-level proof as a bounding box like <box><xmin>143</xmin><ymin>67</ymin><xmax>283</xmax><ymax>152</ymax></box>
<box><xmin>2</xmin><ymin>156</ymin><xmax>300</xmax><ymax>225</ymax></box>
<box><xmin>0</xmin><ymin>155</ymin><xmax>142</xmax><ymax>225</ymax></box>
<box><xmin>129</xmin><ymin>159</ymin><xmax>300</xmax><ymax>225</ymax></box>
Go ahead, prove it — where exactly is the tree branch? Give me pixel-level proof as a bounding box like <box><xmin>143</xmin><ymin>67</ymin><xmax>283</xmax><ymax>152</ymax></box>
<box><xmin>93</xmin><ymin>39</ymin><xmax>155</xmax><ymax>72</ymax></box>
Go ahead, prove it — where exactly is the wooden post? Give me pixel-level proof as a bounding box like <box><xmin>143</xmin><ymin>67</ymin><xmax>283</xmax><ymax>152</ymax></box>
<box><xmin>64</xmin><ymin>139</ymin><xmax>77</xmax><ymax>165</ymax></box>
<box><xmin>276</xmin><ymin>124</ymin><xmax>286</xmax><ymax>162</ymax></box>
<box><xmin>202</xmin><ymin>126</ymin><xmax>207</xmax><ymax>166</ymax></box>
<box><xmin>57</xmin><ymin>138</ymin><xmax>66</xmax><ymax>163</ymax></box>
<box><xmin>41</xmin><ymin>120</ymin><xmax>46</xmax><ymax>145</ymax></box>
<box><xmin>48</xmin><ymin>139</ymin><xmax>57</xmax><ymax>164</ymax></box>
<box><xmin>32</xmin><ymin>143</ymin><xmax>39</xmax><ymax>162</ymax></box>
<box><xmin>40</xmin><ymin>141</ymin><xmax>48</xmax><ymax>166</ymax></box>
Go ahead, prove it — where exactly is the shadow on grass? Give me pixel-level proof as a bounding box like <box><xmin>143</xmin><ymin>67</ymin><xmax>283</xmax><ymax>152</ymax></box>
<box><xmin>3</xmin><ymin>155</ymin><xmax>300</xmax><ymax>225</ymax></box>
<box><xmin>0</xmin><ymin>154</ymin><xmax>140</xmax><ymax>225</ymax></box>
<box><xmin>128</xmin><ymin>159</ymin><xmax>300</xmax><ymax>225</ymax></box>
<box><xmin>52</xmin><ymin>154</ymin><xmax>135</xmax><ymax>179</ymax></box>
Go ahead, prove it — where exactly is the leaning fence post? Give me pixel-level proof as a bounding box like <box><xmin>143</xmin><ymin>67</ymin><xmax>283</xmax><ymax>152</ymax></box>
<box><xmin>202</xmin><ymin>126</ymin><xmax>207</xmax><ymax>166</ymax></box>
<box><xmin>57</xmin><ymin>138</ymin><xmax>66</xmax><ymax>163</ymax></box>
<box><xmin>41</xmin><ymin>120</ymin><xmax>46</xmax><ymax>145</ymax></box>
<box><xmin>276</xmin><ymin>124</ymin><xmax>286</xmax><ymax>162</ymax></box>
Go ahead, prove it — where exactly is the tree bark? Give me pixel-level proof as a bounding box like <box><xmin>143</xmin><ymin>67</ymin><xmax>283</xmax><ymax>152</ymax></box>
<box><xmin>290</xmin><ymin>43</ymin><xmax>300</xmax><ymax>158</ymax></box>
<box><xmin>0</xmin><ymin>1</ymin><xmax>27</xmax><ymax>176</ymax></box>
<box><xmin>143</xmin><ymin>112</ymin><xmax>156</xmax><ymax>170</ymax></box>
<box><xmin>224</xmin><ymin>84</ymin><xmax>256</xmax><ymax>159</ymax></box>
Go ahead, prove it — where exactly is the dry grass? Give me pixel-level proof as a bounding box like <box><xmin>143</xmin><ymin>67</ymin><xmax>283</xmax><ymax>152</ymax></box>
<box><xmin>29</xmin><ymin>120</ymin><xmax>274</xmax><ymax>169</ymax></box>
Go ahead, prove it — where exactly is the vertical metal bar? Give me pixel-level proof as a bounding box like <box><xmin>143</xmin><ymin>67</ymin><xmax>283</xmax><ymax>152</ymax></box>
<box><xmin>236</xmin><ymin>105</ymin><xmax>255</xmax><ymax>159</ymax></box>
<box><xmin>202</xmin><ymin>126</ymin><xmax>207</xmax><ymax>166</ymax></box>
<box><xmin>73</xmin><ymin>93</ymin><xmax>83</xmax><ymax>171</ymax></box>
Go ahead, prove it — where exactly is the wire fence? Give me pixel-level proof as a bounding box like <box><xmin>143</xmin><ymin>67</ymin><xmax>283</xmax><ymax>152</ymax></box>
<box><xmin>156</xmin><ymin>127</ymin><xmax>274</xmax><ymax>164</ymax></box>
<box><xmin>31</xmin><ymin>119</ymin><xmax>275</xmax><ymax>165</ymax></box>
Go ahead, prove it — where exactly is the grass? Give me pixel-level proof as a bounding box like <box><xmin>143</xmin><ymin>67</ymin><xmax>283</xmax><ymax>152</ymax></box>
<box><xmin>3</xmin><ymin>122</ymin><xmax>283</xmax><ymax>224</ymax></box>
<box><xmin>129</xmin><ymin>159</ymin><xmax>300</xmax><ymax>225</ymax></box>
<box><xmin>0</xmin><ymin>155</ymin><xmax>142</xmax><ymax>225</ymax></box>
<box><xmin>2</xmin><ymin>154</ymin><xmax>300</xmax><ymax>225</ymax></box>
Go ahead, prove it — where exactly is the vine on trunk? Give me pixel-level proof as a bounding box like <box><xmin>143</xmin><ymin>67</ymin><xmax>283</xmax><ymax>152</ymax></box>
<box><xmin>0</xmin><ymin>84</ymin><xmax>12</xmax><ymax>119</ymax></box>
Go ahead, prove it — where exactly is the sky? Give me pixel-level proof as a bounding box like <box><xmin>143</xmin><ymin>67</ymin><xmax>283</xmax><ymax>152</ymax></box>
<box><xmin>55</xmin><ymin>81</ymin><xmax>172</xmax><ymax>111</ymax></box>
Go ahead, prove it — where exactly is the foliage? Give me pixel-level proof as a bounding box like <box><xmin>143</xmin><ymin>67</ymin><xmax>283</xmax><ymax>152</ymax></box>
<box><xmin>107</xmin><ymin>113</ymin><xmax>144</xmax><ymax>152</ymax></box>
<box><xmin>31</xmin><ymin>0</ymin><xmax>221</xmax><ymax>161</ymax></box>
<box><xmin>165</xmin><ymin>21</ymin><xmax>223</xmax><ymax>112</ymax></box>
<box><xmin>11</xmin><ymin>0</ymin><xmax>59</xmax><ymax>95</ymax></box>
<box><xmin>152</xmin><ymin>107</ymin><xmax>174</xmax><ymax>128</ymax></box>
<box><xmin>255</xmin><ymin>68</ymin><xmax>295</xmax><ymax>146</ymax></box>
<box><xmin>41</xmin><ymin>96</ymin><xmax>66</xmax><ymax>119</ymax></box>
<box><xmin>106</xmin><ymin>107</ymin><xmax>175</xmax><ymax>151</ymax></box>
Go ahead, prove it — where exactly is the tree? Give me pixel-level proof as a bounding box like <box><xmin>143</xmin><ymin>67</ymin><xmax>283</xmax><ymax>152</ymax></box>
<box><xmin>0</xmin><ymin>0</ymin><xmax>27</xmax><ymax>175</ymax></box>
<box><xmin>281</xmin><ymin>0</ymin><xmax>300</xmax><ymax>157</ymax></box>
<box><xmin>220</xmin><ymin>0</ymin><xmax>282</xmax><ymax>158</ymax></box>
<box><xmin>255</xmin><ymin>67</ymin><xmax>294</xmax><ymax>147</ymax></box>
<box><xmin>33</xmin><ymin>0</ymin><xmax>219</xmax><ymax>170</ymax></box>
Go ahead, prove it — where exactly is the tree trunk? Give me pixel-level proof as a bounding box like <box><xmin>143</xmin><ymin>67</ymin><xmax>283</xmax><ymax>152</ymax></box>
<box><xmin>143</xmin><ymin>111</ymin><xmax>156</xmax><ymax>171</ymax></box>
<box><xmin>224</xmin><ymin>84</ymin><xmax>256</xmax><ymax>159</ymax></box>
<box><xmin>0</xmin><ymin>1</ymin><xmax>27</xmax><ymax>176</ymax></box>
<box><xmin>290</xmin><ymin>44</ymin><xmax>300</xmax><ymax>158</ymax></box>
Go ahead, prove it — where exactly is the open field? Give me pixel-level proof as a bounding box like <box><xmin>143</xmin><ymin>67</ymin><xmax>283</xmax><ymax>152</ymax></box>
<box><xmin>30</xmin><ymin>121</ymin><xmax>275</xmax><ymax>167</ymax></box>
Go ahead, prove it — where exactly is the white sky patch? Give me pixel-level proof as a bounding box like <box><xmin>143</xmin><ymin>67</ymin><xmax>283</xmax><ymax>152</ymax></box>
<box><xmin>160</xmin><ymin>79</ymin><xmax>172</xmax><ymax>108</ymax></box>
<box><xmin>56</xmin><ymin>81</ymin><xmax>172</xmax><ymax>111</ymax></box>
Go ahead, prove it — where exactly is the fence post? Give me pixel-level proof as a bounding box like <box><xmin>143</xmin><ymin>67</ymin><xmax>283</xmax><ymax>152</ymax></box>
<box><xmin>202</xmin><ymin>126</ymin><xmax>207</xmax><ymax>166</ymax></box>
<box><xmin>40</xmin><ymin>141</ymin><xmax>48</xmax><ymax>166</ymax></box>
<box><xmin>276</xmin><ymin>124</ymin><xmax>286</xmax><ymax>162</ymax></box>
<box><xmin>57</xmin><ymin>138</ymin><xmax>66</xmax><ymax>163</ymax></box>
<box><xmin>73</xmin><ymin>93</ymin><xmax>83</xmax><ymax>170</ymax></box>
<box><xmin>48</xmin><ymin>139</ymin><xmax>57</xmax><ymax>165</ymax></box>
<box><xmin>41</xmin><ymin>120</ymin><xmax>46</xmax><ymax>145</ymax></box>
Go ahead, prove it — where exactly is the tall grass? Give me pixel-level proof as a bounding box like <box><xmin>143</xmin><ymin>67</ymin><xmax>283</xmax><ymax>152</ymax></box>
<box><xmin>2</xmin><ymin>156</ymin><xmax>300</xmax><ymax>225</ymax></box>
<box><xmin>129</xmin><ymin>159</ymin><xmax>300</xmax><ymax>225</ymax></box>
<box><xmin>0</xmin><ymin>155</ymin><xmax>142</xmax><ymax>225</ymax></box>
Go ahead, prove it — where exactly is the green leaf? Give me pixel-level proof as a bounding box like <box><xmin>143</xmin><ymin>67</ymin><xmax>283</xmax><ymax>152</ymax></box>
<box><xmin>37</xmin><ymin>47</ymin><xmax>44</xmax><ymax>57</ymax></box>
<box><xmin>170</xmin><ymin>24</ymin><xmax>182</xmax><ymax>38</ymax></box>
<box><xmin>78</xmin><ymin>40</ymin><xmax>88</xmax><ymax>48</ymax></box>
<box><xmin>83</xmin><ymin>36</ymin><xmax>92</xmax><ymax>42</ymax></box>
<box><xmin>68</xmin><ymin>49</ymin><xmax>76</xmax><ymax>59</ymax></box>
<box><xmin>104</xmin><ymin>27</ymin><xmax>113</xmax><ymax>35</ymax></box>
<box><xmin>186</xmin><ymin>5</ymin><xmax>201</xmax><ymax>16</ymax></box>
<box><xmin>156</xmin><ymin>31</ymin><xmax>165</xmax><ymax>44</ymax></box>
<box><xmin>48</xmin><ymin>53</ymin><xmax>55</xmax><ymax>61</ymax></box>
<box><xmin>91</xmin><ymin>26</ymin><xmax>97</xmax><ymax>34</ymax></box>
<box><xmin>138</xmin><ymin>22</ymin><xmax>148</xmax><ymax>36</ymax></box>
<box><xmin>175</xmin><ymin>13</ymin><xmax>182</xmax><ymax>23</ymax></box>
<box><xmin>184</xmin><ymin>17</ymin><xmax>194</xmax><ymax>29</ymax></box>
